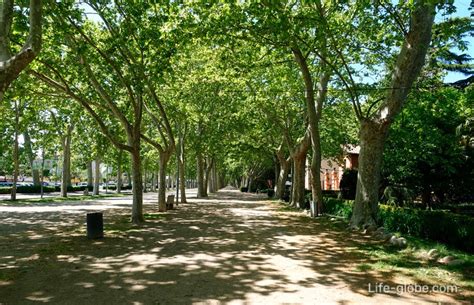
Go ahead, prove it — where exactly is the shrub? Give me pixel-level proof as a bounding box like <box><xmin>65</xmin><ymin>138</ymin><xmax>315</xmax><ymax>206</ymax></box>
<box><xmin>323</xmin><ymin>197</ymin><xmax>353</xmax><ymax>219</ymax></box>
<box><xmin>0</xmin><ymin>187</ymin><xmax>10</xmax><ymax>194</ymax></box>
<box><xmin>339</xmin><ymin>169</ymin><xmax>357</xmax><ymax>200</ymax></box>
<box><xmin>379</xmin><ymin>205</ymin><xmax>474</xmax><ymax>253</ymax></box>
<box><xmin>321</xmin><ymin>197</ymin><xmax>474</xmax><ymax>253</ymax></box>
<box><xmin>1</xmin><ymin>185</ymin><xmax>57</xmax><ymax>194</ymax></box>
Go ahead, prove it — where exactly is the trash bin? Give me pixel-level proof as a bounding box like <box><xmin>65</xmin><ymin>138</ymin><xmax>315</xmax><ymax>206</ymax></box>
<box><xmin>87</xmin><ymin>212</ymin><xmax>103</xmax><ymax>239</ymax></box>
<box><xmin>310</xmin><ymin>201</ymin><xmax>317</xmax><ymax>218</ymax></box>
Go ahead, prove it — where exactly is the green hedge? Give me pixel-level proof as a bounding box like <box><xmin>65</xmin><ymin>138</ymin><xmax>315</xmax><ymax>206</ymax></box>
<box><xmin>323</xmin><ymin>197</ymin><xmax>474</xmax><ymax>253</ymax></box>
<box><xmin>379</xmin><ymin>205</ymin><xmax>474</xmax><ymax>253</ymax></box>
<box><xmin>0</xmin><ymin>185</ymin><xmax>57</xmax><ymax>194</ymax></box>
<box><xmin>323</xmin><ymin>197</ymin><xmax>353</xmax><ymax>219</ymax></box>
<box><xmin>0</xmin><ymin>185</ymin><xmax>93</xmax><ymax>194</ymax></box>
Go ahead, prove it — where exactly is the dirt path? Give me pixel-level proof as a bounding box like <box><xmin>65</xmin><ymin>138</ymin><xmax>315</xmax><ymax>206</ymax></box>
<box><xmin>0</xmin><ymin>190</ymin><xmax>470</xmax><ymax>304</ymax></box>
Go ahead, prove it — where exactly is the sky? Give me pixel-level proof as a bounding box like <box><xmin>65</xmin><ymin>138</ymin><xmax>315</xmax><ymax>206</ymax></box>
<box><xmin>442</xmin><ymin>0</ymin><xmax>473</xmax><ymax>83</ymax></box>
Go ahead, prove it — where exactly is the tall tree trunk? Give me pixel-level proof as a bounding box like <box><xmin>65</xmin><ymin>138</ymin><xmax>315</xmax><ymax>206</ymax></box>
<box><xmin>117</xmin><ymin>150</ymin><xmax>123</xmax><ymax>193</ymax></box>
<box><xmin>350</xmin><ymin>120</ymin><xmax>388</xmax><ymax>228</ymax></box>
<box><xmin>196</xmin><ymin>153</ymin><xmax>207</xmax><ymax>197</ymax></box>
<box><xmin>178</xmin><ymin>135</ymin><xmax>187</xmax><ymax>203</ymax></box>
<box><xmin>150</xmin><ymin>173</ymin><xmax>156</xmax><ymax>192</ymax></box>
<box><xmin>130</xmin><ymin>148</ymin><xmax>144</xmax><ymax>224</ymax></box>
<box><xmin>23</xmin><ymin>129</ymin><xmax>40</xmax><ymax>186</ymax></box>
<box><xmin>290</xmin><ymin>134</ymin><xmax>309</xmax><ymax>208</ymax></box>
<box><xmin>211</xmin><ymin>161</ymin><xmax>218</xmax><ymax>192</ymax></box>
<box><xmin>60</xmin><ymin>124</ymin><xmax>73</xmax><ymax>198</ymax></box>
<box><xmin>293</xmin><ymin>47</ymin><xmax>330</xmax><ymax>216</ymax></box>
<box><xmin>275</xmin><ymin>147</ymin><xmax>290</xmax><ymax>200</ymax></box>
<box><xmin>157</xmin><ymin>153</ymin><xmax>169</xmax><ymax>212</ymax></box>
<box><xmin>291</xmin><ymin>153</ymin><xmax>307</xmax><ymax>208</ymax></box>
<box><xmin>11</xmin><ymin>100</ymin><xmax>19</xmax><ymax>201</ymax></box>
<box><xmin>205</xmin><ymin>170</ymin><xmax>211</xmax><ymax>193</ymax></box>
<box><xmin>350</xmin><ymin>3</ymin><xmax>435</xmax><ymax>228</ymax></box>
<box><xmin>143</xmin><ymin>160</ymin><xmax>147</xmax><ymax>193</ymax></box>
<box><xmin>0</xmin><ymin>0</ymin><xmax>42</xmax><ymax>101</ymax></box>
<box><xmin>93</xmin><ymin>158</ymin><xmax>100</xmax><ymax>196</ymax></box>
<box><xmin>87</xmin><ymin>160</ymin><xmax>93</xmax><ymax>188</ymax></box>
<box><xmin>208</xmin><ymin>159</ymin><xmax>216</xmax><ymax>193</ymax></box>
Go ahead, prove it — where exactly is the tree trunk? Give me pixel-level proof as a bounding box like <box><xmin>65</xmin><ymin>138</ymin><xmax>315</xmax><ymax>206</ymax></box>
<box><xmin>289</xmin><ymin>134</ymin><xmax>309</xmax><ymax>208</ymax></box>
<box><xmin>208</xmin><ymin>159</ymin><xmax>216</xmax><ymax>193</ymax></box>
<box><xmin>11</xmin><ymin>101</ymin><xmax>19</xmax><ymax>201</ymax></box>
<box><xmin>117</xmin><ymin>150</ymin><xmax>123</xmax><ymax>193</ymax></box>
<box><xmin>291</xmin><ymin>154</ymin><xmax>307</xmax><ymax>208</ymax></box>
<box><xmin>350</xmin><ymin>3</ymin><xmax>435</xmax><ymax>228</ymax></box>
<box><xmin>93</xmin><ymin>158</ymin><xmax>100</xmax><ymax>196</ymax></box>
<box><xmin>275</xmin><ymin>149</ymin><xmax>290</xmax><ymax>200</ymax></box>
<box><xmin>212</xmin><ymin>161</ymin><xmax>218</xmax><ymax>192</ymax></box>
<box><xmin>157</xmin><ymin>153</ymin><xmax>169</xmax><ymax>212</ymax></box>
<box><xmin>293</xmin><ymin>48</ymin><xmax>330</xmax><ymax>216</ymax></box>
<box><xmin>130</xmin><ymin>148</ymin><xmax>144</xmax><ymax>224</ymax></box>
<box><xmin>178</xmin><ymin>146</ymin><xmax>187</xmax><ymax>203</ymax></box>
<box><xmin>309</xmin><ymin>127</ymin><xmax>324</xmax><ymax>215</ymax></box>
<box><xmin>60</xmin><ymin>124</ymin><xmax>73</xmax><ymax>198</ymax></box>
<box><xmin>0</xmin><ymin>0</ymin><xmax>42</xmax><ymax>101</ymax></box>
<box><xmin>350</xmin><ymin>120</ymin><xmax>388</xmax><ymax>228</ymax></box>
<box><xmin>24</xmin><ymin>129</ymin><xmax>40</xmax><ymax>186</ymax></box>
<box><xmin>150</xmin><ymin>173</ymin><xmax>156</xmax><ymax>192</ymax></box>
<box><xmin>87</xmin><ymin>160</ymin><xmax>93</xmax><ymax>188</ymax></box>
<box><xmin>197</xmin><ymin>153</ymin><xmax>207</xmax><ymax>197</ymax></box>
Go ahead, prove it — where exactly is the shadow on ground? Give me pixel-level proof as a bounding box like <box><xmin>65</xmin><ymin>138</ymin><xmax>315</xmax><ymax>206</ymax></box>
<box><xmin>0</xmin><ymin>190</ymin><xmax>471</xmax><ymax>304</ymax></box>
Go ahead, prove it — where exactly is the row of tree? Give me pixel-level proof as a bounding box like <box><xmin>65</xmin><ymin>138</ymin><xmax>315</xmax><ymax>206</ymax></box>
<box><xmin>0</xmin><ymin>1</ymin><xmax>472</xmax><ymax>227</ymax></box>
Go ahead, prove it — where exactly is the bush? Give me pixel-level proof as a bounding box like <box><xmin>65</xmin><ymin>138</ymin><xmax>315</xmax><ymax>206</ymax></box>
<box><xmin>0</xmin><ymin>187</ymin><xmax>10</xmax><ymax>194</ymax></box>
<box><xmin>380</xmin><ymin>205</ymin><xmax>474</xmax><ymax>253</ymax></box>
<box><xmin>323</xmin><ymin>197</ymin><xmax>353</xmax><ymax>219</ymax></box>
<box><xmin>240</xmin><ymin>187</ymin><xmax>248</xmax><ymax>192</ymax></box>
<box><xmin>0</xmin><ymin>185</ymin><xmax>57</xmax><ymax>194</ymax></box>
<box><xmin>339</xmin><ymin>169</ymin><xmax>357</xmax><ymax>200</ymax></box>
<box><xmin>321</xmin><ymin>197</ymin><xmax>474</xmax><ymax>253</ymax></box>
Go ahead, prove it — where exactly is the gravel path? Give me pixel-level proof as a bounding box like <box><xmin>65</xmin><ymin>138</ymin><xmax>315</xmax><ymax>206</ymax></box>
<box><xmin>0</xmin><ymin>190</ymin><xmax>469</xmax><ymax>304</ymax></box>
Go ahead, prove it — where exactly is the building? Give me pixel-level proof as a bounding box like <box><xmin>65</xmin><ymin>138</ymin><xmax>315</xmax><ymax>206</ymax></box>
<box><xmin>305</xmin><ymin>145</ymin><xmax>359</xmax><ymax>191</ymax></box>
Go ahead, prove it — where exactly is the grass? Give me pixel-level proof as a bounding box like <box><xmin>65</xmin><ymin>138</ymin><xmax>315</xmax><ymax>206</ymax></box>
<box><xmin>356</xmin><ymin>236</ymin><xmax>474</xmax><ymax>288</ymax></box>
<box><xmin>272</xmin><ymin>198</ymin><xmax>474</xmax><ymax>290</ymax></box>
<box><xmin>0</xmin><ymin>193</ymin><xmax>127</xmax><ymax>205</ymax></box>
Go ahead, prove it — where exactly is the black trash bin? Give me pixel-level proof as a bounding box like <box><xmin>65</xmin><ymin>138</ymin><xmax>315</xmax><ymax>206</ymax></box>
<box><xmin>87</xmin><ymin>212</ymin><xmax>104</xmax><ymax>239</ymax></box>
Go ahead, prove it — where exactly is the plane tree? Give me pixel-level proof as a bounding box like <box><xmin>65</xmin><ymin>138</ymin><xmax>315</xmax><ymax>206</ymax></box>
<box><xmin>0</xmin><ymin>0</ymin><xmax>42</xmax><ymax>101</ymax></box>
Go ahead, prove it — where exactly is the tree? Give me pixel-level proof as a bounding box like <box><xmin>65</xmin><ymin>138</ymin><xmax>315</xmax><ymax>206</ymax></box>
<box><xmin>384</xmin><ymin>85</ymin><xmax>473</xmax><ymax>206</ymax></box>
<box><xmin>308</xmin><ymin>1</ymin><xmax>437</xmax><ymax>227</ymax></box>
<box><xmin>0</xmin><ymin>0</ymin><xmax>42</xmax><ymax>101</ymax></box>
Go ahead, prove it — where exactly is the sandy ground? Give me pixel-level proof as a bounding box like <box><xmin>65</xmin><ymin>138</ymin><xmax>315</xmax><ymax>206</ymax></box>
<box><xmin>0</xmin><ymin>189</ymin><xmax>471</xmax><ymax>305</ymax></box>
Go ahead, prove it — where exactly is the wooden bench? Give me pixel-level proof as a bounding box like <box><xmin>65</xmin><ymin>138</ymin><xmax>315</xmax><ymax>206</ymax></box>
<box><xmin>166</xmin><ymin>195</ymin><xmax>175</xmax><ymax>210</ymax></box>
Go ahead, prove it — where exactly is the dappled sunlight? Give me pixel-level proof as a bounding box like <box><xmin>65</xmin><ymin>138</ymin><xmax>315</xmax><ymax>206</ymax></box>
<box><xmin>0</xmin><ymin>190</ymin><xmax>470</xmax><ymax>304</ymax></box>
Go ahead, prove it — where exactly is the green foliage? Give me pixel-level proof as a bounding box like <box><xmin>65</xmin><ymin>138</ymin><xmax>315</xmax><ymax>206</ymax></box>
<box><xmin>384</xmin><ymin>86</ymin><xmax>473</xmax><ymax>203</ymax></box>
<box><xmin>380</xmin><ymin>205</ymin><xmax>474</xmax><ymax>253</ymax></box>
<box><xmin>323</xmin><ymin>197</ymin><xmax>353</xmax><ymax>219</ymax></box>
<box><xmin>0</xmin><ymin>185</ymin><xmax>56</xmax><ymax>194</ymax></box>
<box><xmin>323</xmin><ymin>197</ymin><xmax>474</xmax><ymax>253</ymax></box>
